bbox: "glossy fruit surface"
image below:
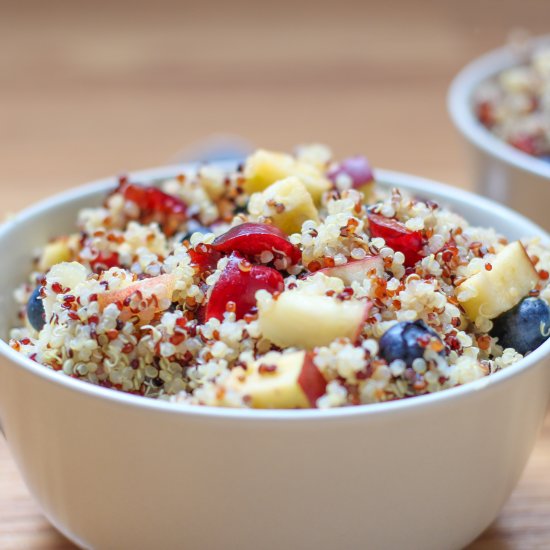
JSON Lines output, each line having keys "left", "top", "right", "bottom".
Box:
{"left": 379, "top": 320, "right": 444, "bottom": 367}
{"left": 212, "top": 222, "right": 301, "bottom": 265}
{"left": 491, "top": 297, "right": 550, "bottom": 355}
{"left": 327, "top": 156, "right": 374, "bottom": 188}
{"left": 205, "top": 253, "right": 284, "bottom": 321}
{"left": 118, "top": 182, "right": 188, "bottom": 236}
{"left": 89, "top": 252, "right": 120, "bottom": 273}
{"left": 27, "top": 286, "right": 46, "bottom": 331}
{"left": 367, "top": 212, "right": 424, "bottom": 267}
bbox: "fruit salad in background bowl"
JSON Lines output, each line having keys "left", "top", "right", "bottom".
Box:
{"left": 448, "top": 34, "right": 550, "bottom": 230}
{"left": 9, "top": 146, "right": 550, "bottom": 409}
{"left": 1, "top": 147, "right": 550, "bottom": 549}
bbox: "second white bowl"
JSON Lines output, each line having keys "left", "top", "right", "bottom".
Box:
{"left": 448, "top": 35, "right": 550, "bottom": 230}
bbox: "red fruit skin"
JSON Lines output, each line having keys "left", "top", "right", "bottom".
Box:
{"left": 297, "top": 351, "right": 327, "bottom": 407}
{"left": 509, "top": 135, "right": 538, "bottom": 156}
{"left": 327, "top": 156, "right": 374, "bottom": 188}
{"left": 205, "top": 253, "right": 284, "bottom": 321}
{"left": 189, "top": 246, "right": 222, "bottom": 274}
{"left": 118, "top": 183, "right": 188, "bottom": 236}
{"left": 476, "top": 101, "right": 495, "bottom": 128}
{"left": 353, "top": 301, "right": 374, "bottom": 344}
{"left": 89, "top": 252, "right": 120, "bottom": 273}
{"left": 212, "top": 223, "right": 301, "bottom": 265}
{"left": 367, "top": 212, "right": 424, "bottom": 267}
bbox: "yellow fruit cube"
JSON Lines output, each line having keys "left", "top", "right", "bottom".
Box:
{"left": 458, "top": 241, "right": 539, "bottom": 323}
{"left": 247, "top": 176, "right": 319, "bottom": 235}
{"left": 243, "top": 149, "right": 330, "bottom": 204}
{"left": 38, "top": 237, "right": 77, "bottom": 272}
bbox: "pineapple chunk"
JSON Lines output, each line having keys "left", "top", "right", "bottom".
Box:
{"left": 458, "top": 241, "right": 539, "bottom": 323}
{"left": 226, "top": 350, "right": 326, "bottom": 409}
{"left": 243, "top": 149, "right": 330, "bottom": 204}
{"left": 247, "top": 176, "right": 319, "bottom": 235}
{"left": 257, "top": 280, "right": 370, "bottom": 349}
{"left": 38, "top": 236, "right": 78, "bottom": 272}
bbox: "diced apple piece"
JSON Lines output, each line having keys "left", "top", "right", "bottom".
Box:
{"left": 318, "top": 256, "right": 384, "bottom": 285}
{"left": 257, "top": 286, "right": 371, "bottom": 349}
{"left": 38, "top": 236, "right": 78, "bottom": 272}
{"left": 98, "top": 273, "right": 176, "bottom": 325}
{"left": 198, "top": 165, "right": 226, "bottom": 200}
{"left": 243, "top": 149, "right": 330, "bottom": 204}
{"left": 247, "top": 177, "right": 319, "bottom": 235}
{"left": 227, "top": 350, "right": 326, "bottom": 408}
{"left": 295, "top": 143, "right": 332, "bottom": 170}
{"left": 457, "top": 241, "right": 539, "bottom": 323}
{"left": 43, "top": 262, "right": 89, "bottom": 319}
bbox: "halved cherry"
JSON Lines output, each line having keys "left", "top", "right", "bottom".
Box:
{"left": 188, "top": 244, "right": 222, "bottom": 274}
{"left": 205, "top": 253, "right": 284, "bottom": 321}
{"left": 211, "top": 222, "right": 301, "bottom": 265}
{"left": 476, "top": 100, "right": 495, "bottom": 128}
{"left": 367, "top": 212, "right": 424, "bottom": 267}
{"left": 327, "top": 156, "right": 374, "bottom": 188}
{"left": 89, "top": 251, "right": 120, "bottom": 273}
{"left": 116, "top": 182, "right": 188, "bottom": 236}
{"left": 509, "top": 135, "right": 538, "bottom": 156}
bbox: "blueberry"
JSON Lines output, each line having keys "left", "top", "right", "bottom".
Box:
{"left": 233, "top": 201, "right": 249, "bottom": 215}
{"left": 26, "top": 286, "right": 46, "bottom": 332}
{"left": 379, "top": 320, "right": 444, "bottom": 366}
{"left": 491, "top": 298, "right": 550, "bottom": 355}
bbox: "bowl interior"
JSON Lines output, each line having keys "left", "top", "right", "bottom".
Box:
{"left": 0, "top": 164, "right": 549, "bottom": 417}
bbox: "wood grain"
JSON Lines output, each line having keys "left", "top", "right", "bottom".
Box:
{"left": 1, "top": 0, "right": 550, "bottom": 547}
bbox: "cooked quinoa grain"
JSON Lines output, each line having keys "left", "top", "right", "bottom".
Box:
{"left": 10, "top": 145, "right": 550, "bottom": 408}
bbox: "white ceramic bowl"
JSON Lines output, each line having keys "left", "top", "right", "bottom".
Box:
{"left": 1, "top": 166, "right": 550, "bottom": 550}
{"left": 448, "top": 34, "right": 550, "bottom": 230}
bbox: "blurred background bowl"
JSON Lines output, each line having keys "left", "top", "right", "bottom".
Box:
{"left": 448, "top": 34, "right": 550, "bottom": 229}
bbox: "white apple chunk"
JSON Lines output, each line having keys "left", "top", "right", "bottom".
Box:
{"left": 226, "top": 350, "right": 326, "bottom": 409}
{"left": 247, "top": 176, "right": 319, "bottom": 235}
{"left": 318, "top": 256, "right": 384, "bottom": 285}
{"left": 457, "top": 241, "right": 539, "bottom": 323}
{"left": 257, "top": 280, "right": 372, "bottom": 349}
{"left": 98, "top": 273, "right": 177, "bottom": 325}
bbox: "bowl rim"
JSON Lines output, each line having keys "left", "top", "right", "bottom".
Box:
{"left": 1, "top": 163, "right": 550, "bottom": 422}
{"left": 448, "top": 33, "right": 550, "bottom": 180}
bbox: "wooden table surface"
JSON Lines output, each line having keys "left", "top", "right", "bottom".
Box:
{"left": 1, "top": 0, "right": 549, "bottom": 547}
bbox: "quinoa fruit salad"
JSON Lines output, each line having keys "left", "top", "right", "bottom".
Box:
{"left": 474, "top": 43, "right": 550, "bottom": 159}
{"left": 9, "top": 146, "right": 550, "bottom": 409}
